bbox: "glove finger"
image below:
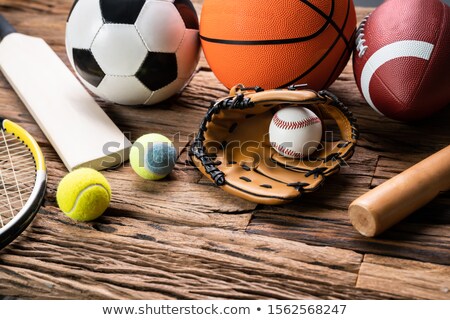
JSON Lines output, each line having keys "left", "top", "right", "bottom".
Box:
{"left": 220, "top": 162, "right": 303, "bottom": 205}
{"left": 255, "top": 159, "right": 325, "bottom": 193}
{"left": 271, "top": 141, "right": 344, "bottom": 177}
{"left": 218, "top": 145, "right": 327, "bottom": 203}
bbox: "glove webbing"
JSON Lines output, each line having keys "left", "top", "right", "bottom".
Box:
{"left": 190, "top": 87, "right": 359, "bottom": 188}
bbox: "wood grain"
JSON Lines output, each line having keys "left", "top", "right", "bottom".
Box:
{"left": 357, "top": 255, "right": 450, "bottom": 300}
{"left": 247, "top": 205, "right": 450, "bottom": 266}
{"left": 0, "top": 206, "right": 403, "bottom": 299}
{"left": 0, "top": 1, "right": 449, "bottom": 300}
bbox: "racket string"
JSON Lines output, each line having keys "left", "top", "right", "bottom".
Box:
{"left": 0, "top": 130, "right": 36, "bottom": 228}
{"left": 3, "top": 129, "right": 25, "bottom": 207}
{"left": 0, "top": 148, "right": 32, "bottom": 158}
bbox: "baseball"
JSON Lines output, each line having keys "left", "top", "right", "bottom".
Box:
{"left": 269, "top": 107, "right": 322, "bottom": 159}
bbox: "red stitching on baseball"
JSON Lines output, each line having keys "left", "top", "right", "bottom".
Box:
{"left": 272, "top": 113, "right": 321, "bottom": 130}
{"left": 270, "top": 142, "right": 304, "bottom": 158}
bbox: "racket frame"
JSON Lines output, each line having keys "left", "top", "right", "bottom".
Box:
{"left": 0, "top": 118, "right": 46, "bottom": 249}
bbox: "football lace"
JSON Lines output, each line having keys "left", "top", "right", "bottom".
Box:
{"left": 355, "top": 14, "right": 371, "bottom": 58}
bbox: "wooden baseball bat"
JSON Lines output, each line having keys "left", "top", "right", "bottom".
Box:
{"left": 349, "top": 145, "right": 450, "bottom": 237}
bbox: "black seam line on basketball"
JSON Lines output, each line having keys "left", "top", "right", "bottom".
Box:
{"left": 322, "top": 0, "right": 354, "bottom": 88}
{"left": 300, "top": 0, "right": 350, "bottom": 49}
{"left": 199, "top": 23, "right": 330, "bottom": 45}
{"left": 199, "top": 8, "right": 333, "bottom": 46}
{"left": 277, "top": 0, "right": 337, "bottom": 88}
{"left": 323, "top": 28, "right": 356, "bottom": 88}
{"left": 280, "top": 0, "right": 351, "bottom": 89}
{"left": 224, "top": 181, "right": 298, "bottom": 201}
{"left": 279, "top": 29, "right": 342, "bottom": 88}
{"left": 299, "top": 0, "right": 351, "bottom": 51}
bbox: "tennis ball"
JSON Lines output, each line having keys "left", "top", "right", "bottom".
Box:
{"left": 130, "top": 133, "right": 177, "bottom": 180}
{"left": 56, "top": 168, "right": 111, "bottom": 222}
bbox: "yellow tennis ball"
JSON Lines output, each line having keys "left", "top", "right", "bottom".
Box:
{"left": 56, "top": 168, "right": 111, "bottom": 222}
{"left": 130, "top": 133, "right": 177, "bottom": 180}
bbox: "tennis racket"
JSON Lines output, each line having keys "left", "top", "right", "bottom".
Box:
{"left": 0, "top": 117, "right": 46, "bottom": 249}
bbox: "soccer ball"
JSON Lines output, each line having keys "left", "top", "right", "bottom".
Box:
{"left": 66, "top": 0, "right": 200, "bottom": 105}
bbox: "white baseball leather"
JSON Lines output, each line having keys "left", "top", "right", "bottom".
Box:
{"left": 269, "top": 107, "right": 322, "bottom": 159}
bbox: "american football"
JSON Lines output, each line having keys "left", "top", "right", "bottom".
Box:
{"left": 66, "top": 0, "right": 200, "bottom": 105}
{"left": 353, "top": 0, "right": 450, "bottom": 121}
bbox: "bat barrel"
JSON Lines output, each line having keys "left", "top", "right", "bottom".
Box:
{"left": 349, "top": 145, "right": 450, "bottom": 237}
{"left": 0, "top": 15, "right": 16, "bottom": 42}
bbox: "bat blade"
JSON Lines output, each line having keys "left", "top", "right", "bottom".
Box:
{"left": 0, "top": 23, "right": 131, "bottom": 171}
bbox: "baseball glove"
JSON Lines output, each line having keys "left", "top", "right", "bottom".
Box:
{"left": 190, "top": 85, "right": 358, "bottom": 205}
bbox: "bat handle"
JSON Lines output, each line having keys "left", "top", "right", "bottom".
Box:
{"left": 0, "top": 15, "right": 16, "bottom": 42}
{"left": 349, "top": 145, "right": 450, "bottom": 237}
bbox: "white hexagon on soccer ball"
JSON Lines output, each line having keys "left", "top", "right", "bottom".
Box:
{"left": 91, "top": 24, "right": 148, "bottom": 76}
{"left": 136, "top": 0, "right": 186, "bottom": 53}
{"left": 97, "top": 76, "right": 152, "bottom": 106}
{"left": 66, "top": 0, "right": 104, "bottom": 50}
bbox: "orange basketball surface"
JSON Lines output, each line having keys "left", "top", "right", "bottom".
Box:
{"left": 200, "top": 0, "right": 357, "bottom": 90}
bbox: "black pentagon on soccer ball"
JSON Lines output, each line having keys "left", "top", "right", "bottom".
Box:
{"left": 174, "top": 0, "right": 199, "bottom": 30}
{"left": 72, "top": 49, "right": 105, "bottom": 87}
{"left": 100, "top": 0, "right": 146, "bottom": 24}
{"left": 136, "top": 52, "right": 178, "bottom": 91}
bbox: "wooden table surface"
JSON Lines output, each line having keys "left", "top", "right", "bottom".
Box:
{"left": 0, "top": 0, "right": 449, "bottom": 300}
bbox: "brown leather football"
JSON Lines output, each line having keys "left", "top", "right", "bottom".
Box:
{"left": 353, "top": 0, "right": 450, "bottom": 121}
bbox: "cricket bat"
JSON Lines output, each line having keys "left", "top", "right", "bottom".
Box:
{"left": 0, "top": 14, "right": 131, "bottom": 171}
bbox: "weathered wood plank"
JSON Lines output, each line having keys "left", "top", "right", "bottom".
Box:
{"left": 0, "top": 0, "right": 204, "bottom": 17}
{"left": 247, "top": 203, "right": 450, "bottom": 266}
{"left": 0, "top": 0, "right": 71, "bottom": 15}
{"left": 0, "top": 11, "right": 67, "bottom": 46}
{"left": 371, "top": 155, "right": 450, "bottom": 189}
{"left": 0, "top": 207, "right": 401, "bottom": 299}
{"left": 43, "top": 149, "right": 256, "bottom": 230}
{"left": 357, "top": 255, "right": 450, "bottom": 299}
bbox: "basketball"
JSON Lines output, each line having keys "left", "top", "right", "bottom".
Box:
{"left": 200, "top": 0, "right": 356, "bottom": 90}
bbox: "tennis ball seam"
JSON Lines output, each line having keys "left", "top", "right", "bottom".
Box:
{"left": 66, "top": 184, "right": 111, "bottom": 215}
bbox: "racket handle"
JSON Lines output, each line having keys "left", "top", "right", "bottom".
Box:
{"left": 349, "top": 145, "right": 450, "bottom": 237}
{"left": 0, "top": 15, "right": 16, "bottom": 42}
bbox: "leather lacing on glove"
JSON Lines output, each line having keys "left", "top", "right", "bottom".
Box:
{"left": 190, "top": 84, "right": 359, "bottom": 205}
